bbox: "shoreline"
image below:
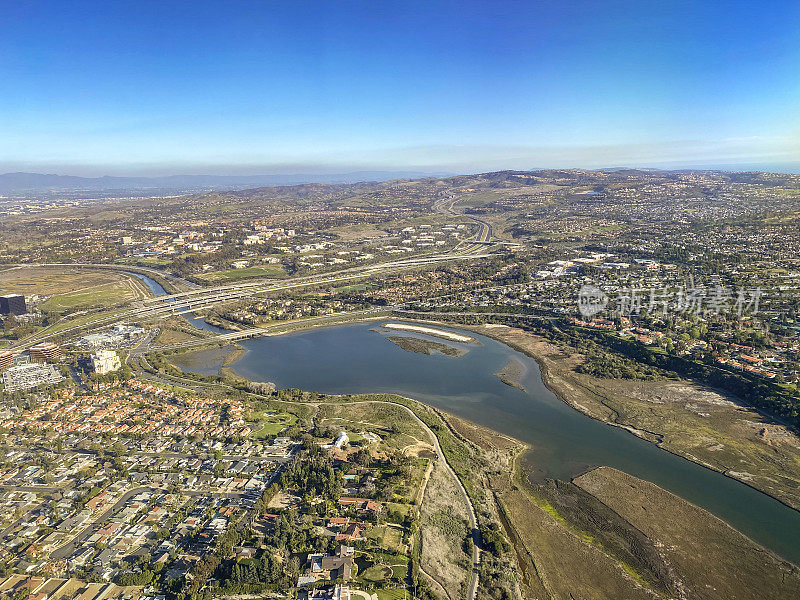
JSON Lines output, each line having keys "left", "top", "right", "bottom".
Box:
{"left": 167, "top": 313, "right": 800, "bottom": 520}
{"left": 381, "top": 334, "right": 469, "bottom": 358}
{"left": 494, "top": 358, "right": 527, "bottom": 391}
{"left": 143, "top": 326, "right": 800, "bottom": 570}
{"left": 347, "top": 314, "right": 800, "bottom": 518}
{"left": 382, "top": 322, "right": 476, "bottom": 343}
{"left": 458, "top": 322, "right": 800, "bottom": 517}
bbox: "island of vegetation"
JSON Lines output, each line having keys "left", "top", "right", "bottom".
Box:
{"left": 494, "top": 358, "right": 527, "bottom": 391}
{"left": 383, "top": 335, "right": 468, "bottom": 357}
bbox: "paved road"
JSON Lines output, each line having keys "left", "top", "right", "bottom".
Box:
{"left": 49, "top": 485, "right": 248, "bottom": 560}
{"left": 126, "top": 451, "right": 289, "bottom": 463}
{"left": 0, "top": 497, "right": 51, "bottom": 541}
{"left": 130, "top": 361, "right": 482, "bottom": 598}
{"left": 0, "top": 484, "right": 64, "bottom": 493}
{"left": 12, "top": 251, "right": 491, "bottom": 350}
{"left": 319, "top": 399, "right": 482, "bottom": 600}
{"left": 403, "top": 403, "right": 481, "bottom": 600}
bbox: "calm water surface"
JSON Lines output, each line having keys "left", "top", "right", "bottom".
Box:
{"left": 230, "top": 321, "right": 800, "bottom": 564}
{"left": 133, "top": 274, "right": 800, "bottom": 564}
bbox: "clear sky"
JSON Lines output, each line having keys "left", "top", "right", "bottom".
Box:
{"left": 1, "top": 0, "right": 799, "bottom": 176}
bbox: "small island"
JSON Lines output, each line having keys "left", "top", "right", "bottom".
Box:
{"left": 385, "top": 335, "right": 468, "bottom": 357}
{"left": 495, "top": 358, "right": 527, "bottom": 391}
{"left": 382, "top": 322, "right": 475, "bottom": 343}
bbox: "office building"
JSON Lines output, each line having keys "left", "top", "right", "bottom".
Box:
{"left": 91, "top": 349, "right": 121, "bottom": 375}
{"left": 29, "top": 342, "right": 63, "bottom": 363}
{"left": 0, "top": 294, "right": 26, "bottom": 315}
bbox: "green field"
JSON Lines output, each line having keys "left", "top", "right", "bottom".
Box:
{"left": 375, "top": 589, "right": 407, "bottom": 600}
{"left": 361, "top": 563, "right": 393, "bottom": 582}
{"left": 248, "top": 410, "right": 297, "bottom": 438}
{"left": 197, "top": 265, "right": 287, "bottom": 282}
{"left": 367, "top": 525, "right": 405, "bottom": 553}
{"left": 40, "top": 283, "right": 135, "bottom": 311}
{"left": 0, "top": 266, "right": 149, "bottom": 315}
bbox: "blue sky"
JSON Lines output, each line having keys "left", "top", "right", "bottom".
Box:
{"left": 1, "top": 0, "right": 798, "bottom": 175}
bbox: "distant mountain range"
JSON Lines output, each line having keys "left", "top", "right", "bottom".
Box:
{"left": 0, "top": 171, "right": 451, "bottom": 193}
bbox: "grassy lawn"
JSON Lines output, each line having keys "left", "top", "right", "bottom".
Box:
{"left": 385, "top": 502, "right": 411, "bottom": 518}
{"left": 36, "top": 308, "right": 126, "bottom": 336}
{"left": 375, "top": 589, "right": 408, "bottom": 600}
{"left": 390, "top": 564, "right": 407, "bottom": 579}
{"left": 248, "top": 411, "right": 297, "bottom": 438}
{"left": 361, "top": 564, "right": 392, "bottom": 582}
{"left": 155, "top": 326, "right": 207, "bottom": 346}
{"left": 197, "top": 265, "right": 287, "bottom": 282}
{"left": 318, "top": 401, "right": 429, "bottom": 442}
{"left": 40, "top": 282, "right": 138, "bottom": 312}
{"left": 367, "top": 525, "right": 405, "bottom": 553}
{"left": 346, "top": 431, "right": 365, "bottom": 443}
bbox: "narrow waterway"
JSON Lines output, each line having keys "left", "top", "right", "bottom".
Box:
{"left": 131, "top": 273, "right": 228, "bottom": 334}
{"left": 133, "top": 273, "right": 800, "bottom": 564}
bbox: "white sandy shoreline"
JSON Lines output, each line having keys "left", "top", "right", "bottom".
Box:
{"left": 382, "top": 322, "right": 475, "bottom": 343}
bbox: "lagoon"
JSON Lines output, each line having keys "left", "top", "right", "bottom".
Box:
{"left": 228, "top": 321, "right": 800, "bottom": 565}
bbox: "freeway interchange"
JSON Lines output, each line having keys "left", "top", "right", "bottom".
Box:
{"left": 12, "top": 219, "right": 497, "bottom": 351}
{"left": 4, "top": 204, "right": 497, "bottom": 600}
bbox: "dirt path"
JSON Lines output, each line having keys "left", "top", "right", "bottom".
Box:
{"left": 131, "top": 357, "right": 482, "bottom": 598}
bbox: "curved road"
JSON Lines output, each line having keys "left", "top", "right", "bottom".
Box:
{"left": 389, "top": 399, "right": 481, "bottom": 600}
{"left": 130, "top": 359, "right": 482, "bottom": 598}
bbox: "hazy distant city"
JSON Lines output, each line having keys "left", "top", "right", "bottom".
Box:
{"left": 2, "top": 2, "right": 799, "bottom": 600}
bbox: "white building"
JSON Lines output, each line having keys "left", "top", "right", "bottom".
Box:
{"left": 92, "top": 350, "right": 121, "bottom": 375}
{"left": 333, "top": 431, "right": 349, "bottom": 449}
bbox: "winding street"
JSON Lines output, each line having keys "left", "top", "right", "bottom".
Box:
{"left": 129, "top": 359, "right": 482, "bottom": 599}
{"left": 385, "top": 399, "right": 481, "bottom": 600}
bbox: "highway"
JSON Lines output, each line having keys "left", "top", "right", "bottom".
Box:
{"left": 9, "top": 195, "right": 500, "bottom": 351}
{"left": 11, "top": 247, "right": 492, "bottom": 350}
{"left": 433, "top": 194, "right": 494, "bottom": 255}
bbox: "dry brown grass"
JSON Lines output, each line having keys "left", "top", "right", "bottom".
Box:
{"left": 475, "top": 325, "right": 800, "bottom": 511}
{"left": 0, "top": 265, "right": 149, "bottom": 308}
{"left": 419, "top": 460, "right": 471, "bottom": 600}
{"left": 501, "top": 481, "right": 658, "bottom": 600}
{"left": 576, "top": 467, "right": 800, "bottom": 600}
